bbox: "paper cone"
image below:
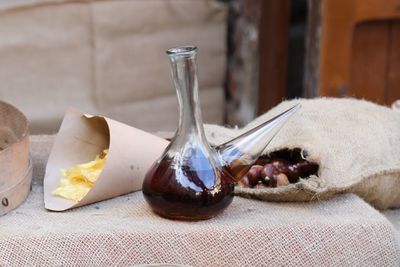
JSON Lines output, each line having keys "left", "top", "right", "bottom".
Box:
{"left": 44, "top": 108, "right": 168, "bottom": 211}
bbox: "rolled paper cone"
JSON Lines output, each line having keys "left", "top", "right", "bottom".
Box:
{"left": 44, "top": 108, "right": 168, "bottom": 211}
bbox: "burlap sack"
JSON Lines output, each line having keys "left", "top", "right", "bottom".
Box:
{"left": 205, "top": 98, "right": 400, "bottom": 210}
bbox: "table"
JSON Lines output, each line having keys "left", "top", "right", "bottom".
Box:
{"left": 0, "top": 135, "right": 399, "bottom": 266}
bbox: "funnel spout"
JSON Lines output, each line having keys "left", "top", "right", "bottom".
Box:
{"left": 217, "top": 104, "right": 301, "bottom": 181}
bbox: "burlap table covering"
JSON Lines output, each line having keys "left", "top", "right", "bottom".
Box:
{"left": 0, "top": 135, "right": 399, "bottom": 266}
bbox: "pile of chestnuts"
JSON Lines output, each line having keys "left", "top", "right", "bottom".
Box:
{"left": 239, "top": 149, "right": 319, "bottom": 189}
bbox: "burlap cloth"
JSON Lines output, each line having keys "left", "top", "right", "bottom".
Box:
{"left": 0, "top": 135, "right": 398, "bottom": 266}
{"left": 204, "top": 98, "right": 400, "bottom": 210}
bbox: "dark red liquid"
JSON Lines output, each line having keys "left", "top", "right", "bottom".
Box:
{"left": 142, "top": 155, "right": 235, "bottom": 220}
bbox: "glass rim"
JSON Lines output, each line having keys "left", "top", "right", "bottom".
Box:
{"left": 166, "top": 46, "right": 197, "bottom": 56}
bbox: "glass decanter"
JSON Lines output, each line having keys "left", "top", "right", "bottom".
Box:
{"left": 142, "top": 46, "right": 300, "bottom": 220}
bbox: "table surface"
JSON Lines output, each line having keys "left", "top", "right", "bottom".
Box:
{"left": 0, "top": 135, "right": 399, "bottom": 267}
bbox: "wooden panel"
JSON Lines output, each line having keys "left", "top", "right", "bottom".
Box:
{"left": 257, "top": 0, "right": 290, "bottom": 115}
{"left": 349, "top": 21, "right": 390, "bottom": 104}
{"left": 314, "top": 0, "right": 400, "bottom": 104}
{"left": 304, "top": 0, "right": 322, "bottom": 97}
{"left": 387, "top": 21, "right": 400, "bottom": 104}
{"left": 319, "top": 0, "right": 355, "bottom": 97}
{"left": 354, "top": 0, "right": 400, "bottom": 22}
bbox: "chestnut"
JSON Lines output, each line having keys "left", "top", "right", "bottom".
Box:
{"left": 254, "top": 183, "right": 267, "bottom": 189}
{"left": 262, "top": 163, "right": 277, "bottom": 178}
{"left": 269, "top": 176, "right": 278, "bottom": 188}
{"left": 239, "top": 175, "right": 251, "bottom": 187}
{"left": 276, "top": 173, "right": 289, "bottom": 186}
{"left": 246, "top": 165, "right": 264, "bottom": 186}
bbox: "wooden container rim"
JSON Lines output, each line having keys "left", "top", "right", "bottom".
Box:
{"left": 0, "top": 100, "right": 29, "bottom": 153}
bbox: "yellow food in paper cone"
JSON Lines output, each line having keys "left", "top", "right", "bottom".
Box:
{"left": 52, "top": 149, "right": 108, "bottom": 202}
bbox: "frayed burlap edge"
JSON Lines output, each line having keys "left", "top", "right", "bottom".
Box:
{"left": 234, "top": 166, "right": 400, "bottom": 210}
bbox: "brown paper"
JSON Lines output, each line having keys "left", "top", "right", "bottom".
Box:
{"left": 44, "top": 108, "right": 168, "bottom": 211}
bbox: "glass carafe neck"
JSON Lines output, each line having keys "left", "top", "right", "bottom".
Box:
{"left": 167, "top": 46, "right": 205, "bottom": 139}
